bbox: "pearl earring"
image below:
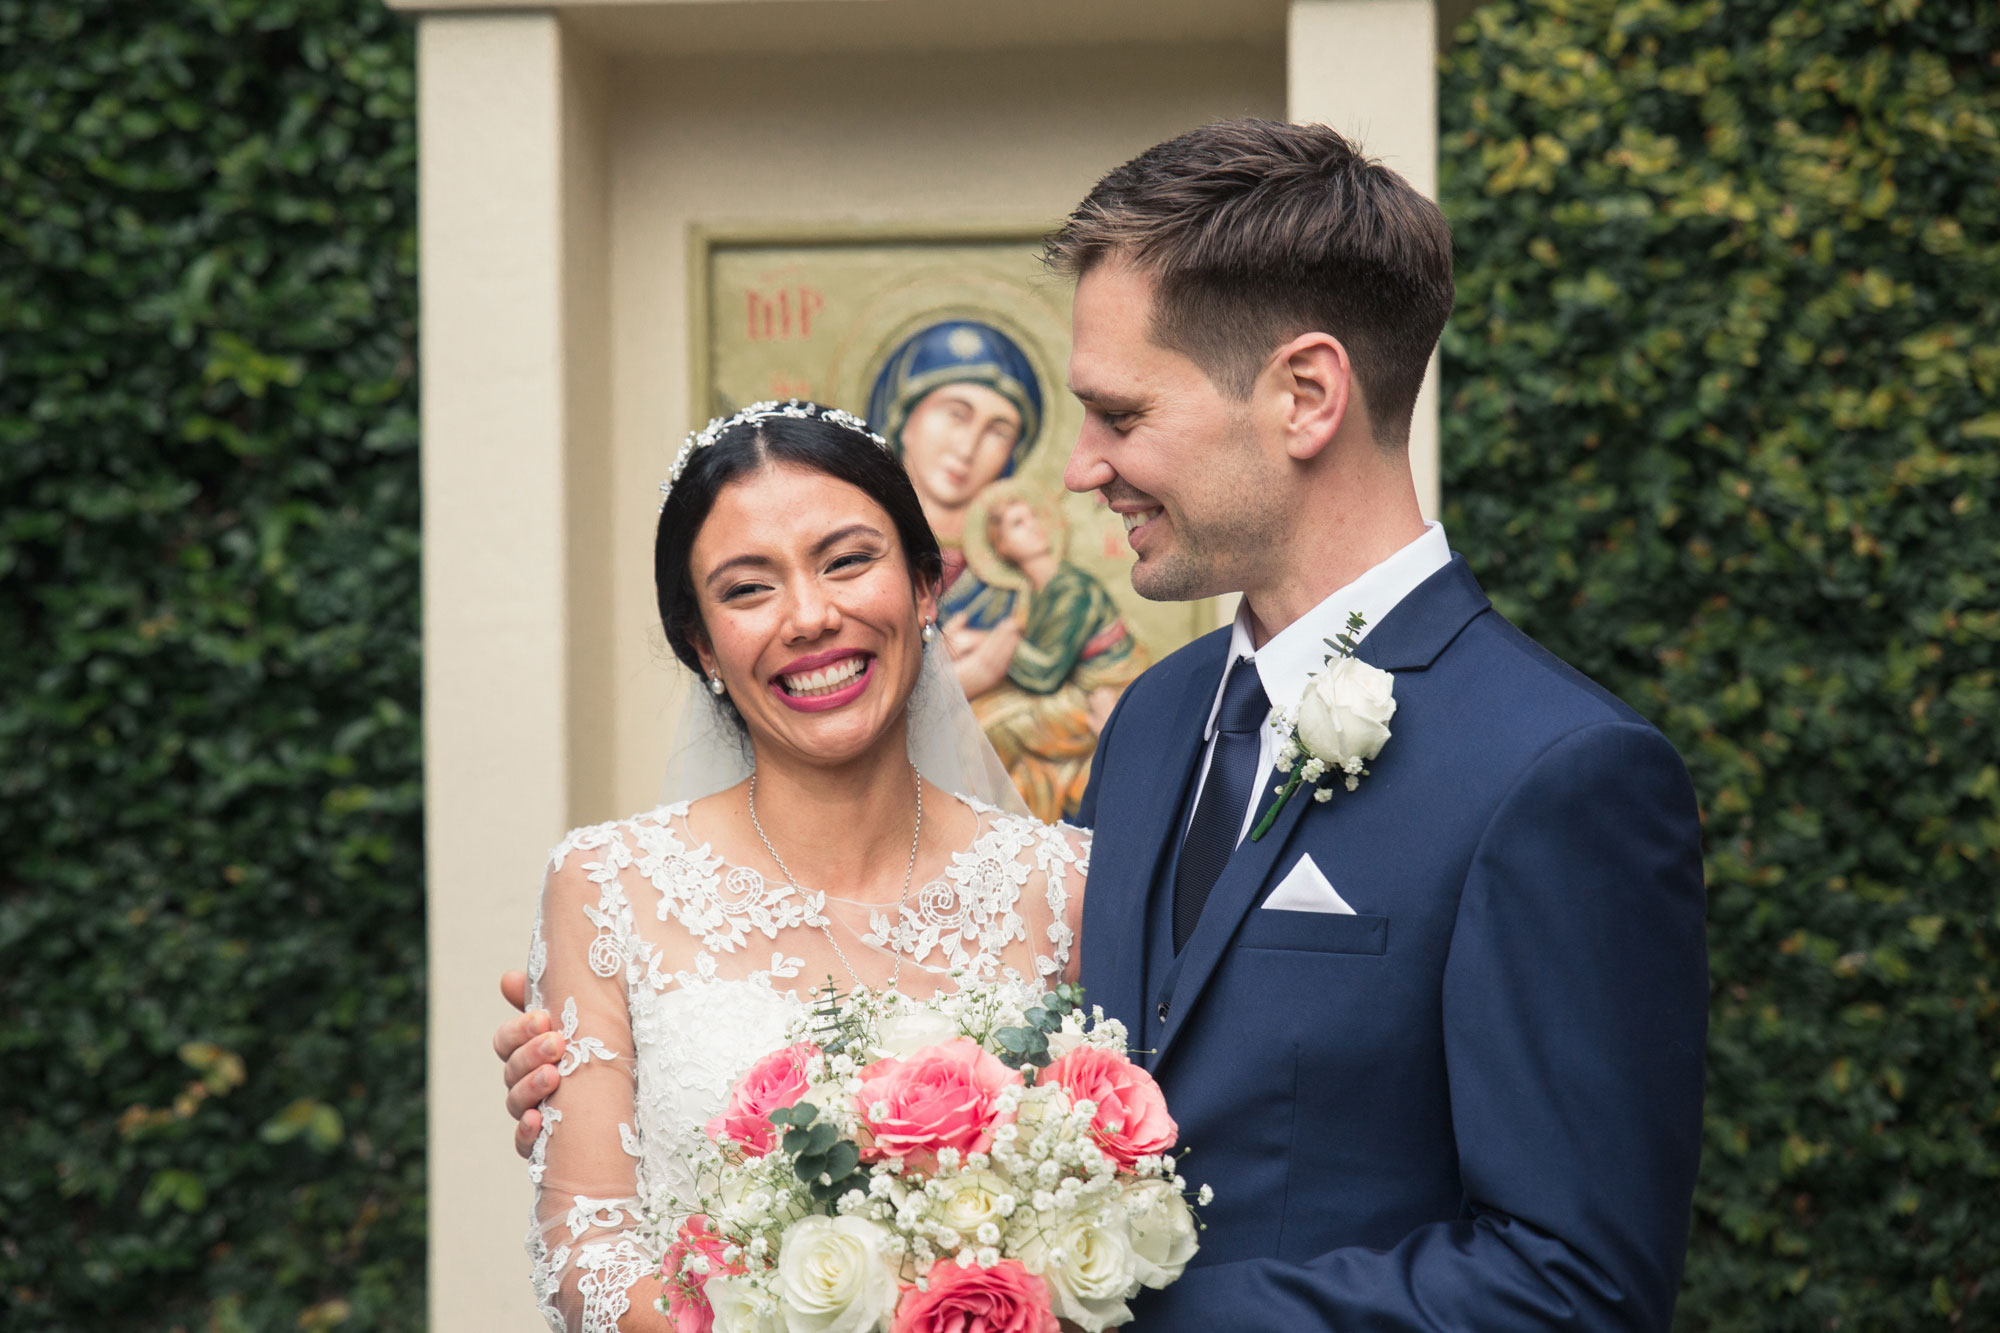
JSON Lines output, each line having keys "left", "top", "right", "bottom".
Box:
{"left": 921, "top": 618, "right": 937, "bottom": 644}
{"left": 708, "top": 674, "right": 726, "bottom": 696}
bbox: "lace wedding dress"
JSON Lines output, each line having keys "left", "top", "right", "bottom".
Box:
{"left": 524, "top": 792, "right": 1089, "bottom": 1333}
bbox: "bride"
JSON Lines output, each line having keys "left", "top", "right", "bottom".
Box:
{"left": 520, "top": 401, "right": 1088, "bottom": 1332}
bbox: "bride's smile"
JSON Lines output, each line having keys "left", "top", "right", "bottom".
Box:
{"left": 773, "top": 647, "right": 874, "bottom": 710}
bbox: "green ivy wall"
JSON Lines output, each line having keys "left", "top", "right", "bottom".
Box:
{"left": 3, "top": 0, "right": 1994, "bottom": 1327}
{"left": 1439, "top": 1, "right": 1999, "bottom": 1326}
{"left": 0, "top": 1, "right": 424, "bottom": 1328}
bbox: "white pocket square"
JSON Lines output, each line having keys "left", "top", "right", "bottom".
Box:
{"left": 1260, "top": 852, "right": 1356, "bottom": 915}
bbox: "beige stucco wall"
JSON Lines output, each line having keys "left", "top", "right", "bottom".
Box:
{"left": 417, "top": 15, "right": 563, "bottom": 1333}
{"left": 409, "top": 5, "right": 1439, "bottom": 1328}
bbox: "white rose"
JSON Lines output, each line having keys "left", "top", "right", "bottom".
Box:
{"left": 1295, "top": 655, "right": 1396, "bottom": 767}
{"left": 706, "top": 1276, "right": 784, "bottom": 1333}
{"left": 1046, "top": 1011, "right": 1090, "bottom": 1060}
{"left": 1018, "top": 1210, "right": 1139, "bottom": 1331}
{"left": 931, "top": 1170, "right": 1012, "bottom": 1237}
{"left": 774, "top": 1215, "right": 897, "bottom": 1333}
{"left": 871, "top": 1008, "right": 960, "bottom": 1059}
{"left": 1123, "top": 1179, "right": 1198, "bottom": 1288}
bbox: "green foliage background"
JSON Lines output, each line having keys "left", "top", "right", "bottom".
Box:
{"left": 4, "top": 0, "right": 1995, "bottom": 1326}
{"left": 0, "top": 0, "right": 423, "bottom": 1328}
{"left": 1439, "top": 0, "right": 2000, "bottom": 1326}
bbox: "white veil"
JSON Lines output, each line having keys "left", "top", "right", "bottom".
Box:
{"left": 659, "top": 641, "right": 1031, "bottom": 818}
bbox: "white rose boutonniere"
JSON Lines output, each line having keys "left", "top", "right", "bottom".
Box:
{"left": 1250, "top": 611, "right": 1396, "bottom": 841}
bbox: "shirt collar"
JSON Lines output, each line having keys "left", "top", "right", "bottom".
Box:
{"left": 1204, "top": 521, "right": 1453, "bottom": 739}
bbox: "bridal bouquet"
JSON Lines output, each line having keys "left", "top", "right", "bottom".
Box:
{"left": 658, "top": 980, "right": 1208, "bottom": 1333}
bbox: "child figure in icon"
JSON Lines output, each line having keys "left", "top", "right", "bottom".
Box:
{"left": 963, "top": 483, "right": 1143, "bottom": 823}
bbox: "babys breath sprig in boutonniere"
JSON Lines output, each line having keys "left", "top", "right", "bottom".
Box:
{"left": 1250, "top": 612, "right": 1398, "bottom": 841}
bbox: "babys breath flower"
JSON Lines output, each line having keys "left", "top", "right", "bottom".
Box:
{"left": 1300, "top": 757, "right": 1327, "bottom": 782}
{"left": 965, "top": 1151, "right": 990, "bottom": 1170}
{"left": 976, "top": 1246, "right": 1001, "bottom": 1268}
{"left": 1037, "top": 1161, "right": 1062, "bottom": 1187}
{"left": 1197, "top": 1184, "right": 1214, "bottom": 1206}
{"left": 936, "top": 1147, "right": 961, "bottom": 1170}
{"left": 976, "top": 1223, "right": 1001, "bottom": 1246}
{"left": 1317, "top": 787, "right": 1336, "bottom": 802}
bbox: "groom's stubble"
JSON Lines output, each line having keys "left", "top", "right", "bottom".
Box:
{"left": 1113, "top": 403, "right": 1279, "bottom": 606}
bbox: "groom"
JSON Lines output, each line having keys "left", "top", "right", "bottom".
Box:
{"left": 496, "top": 121, "right": 1708, "bottom": 1329}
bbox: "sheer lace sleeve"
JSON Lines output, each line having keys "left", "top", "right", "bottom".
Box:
{"left": 525, "top": 824, "right": 658, "bottom": 1333}
{"left": 1042, "top": 821, "right": 1090, "bottom": 985}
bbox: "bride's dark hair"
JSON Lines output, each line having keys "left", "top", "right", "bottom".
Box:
{"left": 654, "top": 410, "right": 946, "bottom": 684}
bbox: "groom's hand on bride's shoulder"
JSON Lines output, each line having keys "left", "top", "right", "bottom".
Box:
{"left": 496, "top": 969, "right": 565, "bottom": 1159}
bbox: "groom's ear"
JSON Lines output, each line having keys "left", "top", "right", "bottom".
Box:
{"left": 1271, "top": 332, "right": 1353, "bottom": 462}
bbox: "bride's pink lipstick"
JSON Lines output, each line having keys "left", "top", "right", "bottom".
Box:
{"left": 771, "top": 649, "right": 875, "bottom": 713}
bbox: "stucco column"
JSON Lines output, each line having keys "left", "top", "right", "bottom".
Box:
{"left": 419, "top": 13, "right": 579, "bottom": 1332}
{"left": 1287, "top": 0, "right": 1441, "bottom": 519}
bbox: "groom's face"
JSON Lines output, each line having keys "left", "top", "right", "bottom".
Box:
{"left": 1063, "top": 259, "right": 1283, "bottom": 603}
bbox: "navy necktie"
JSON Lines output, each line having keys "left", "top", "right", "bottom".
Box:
{"left": 1174, "top": 657, "right": 1270, "bottom": 953}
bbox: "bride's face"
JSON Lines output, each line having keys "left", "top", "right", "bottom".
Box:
{"left": 689, "top": 463, "right": 939, "bottom": 770}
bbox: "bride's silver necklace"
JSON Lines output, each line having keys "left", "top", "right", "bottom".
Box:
{"left": 746, "top": 765, "right": 922, "bottom": 991}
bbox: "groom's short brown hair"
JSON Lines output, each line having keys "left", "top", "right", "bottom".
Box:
{"left": 1044, "top": 119, "right": 1454, "bottom": 446}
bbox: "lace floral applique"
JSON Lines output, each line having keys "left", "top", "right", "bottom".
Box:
{"left": 629, "top": 808, "right": 827, "bottom": 953}
{"left": 1034, "top": 822, "right": 1087, "bottom": 977}
{"left": 564, "top": 1196, "right": 636, "bottom": 1240}
{"left": 555, "top": 997, "right": 618, "bottom": 1076}
{"left": 865, "top": 815, "right": 1043, "bottom": 978}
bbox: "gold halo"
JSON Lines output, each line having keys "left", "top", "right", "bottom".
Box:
{"left": 961, "top": 480, "right": 1069, "bottom": 596}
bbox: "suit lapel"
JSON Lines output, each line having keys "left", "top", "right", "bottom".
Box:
{"left": 1088, "top": 633, "right": 1229, "bottom": 1040}
{"left": 1148, "top": 558, "right": 1493, "bottom": 1070}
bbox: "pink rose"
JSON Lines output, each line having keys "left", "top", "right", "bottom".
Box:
{"left": 892, "top": 1258, "right": 1058, "bottom": 1333}
{"left": 1041, "top": 1046, "right": 1177, "bottom": 1168}
{"left": 660, "top": 1215, "right": 744, "bottom": 1333}
{"left": 706, "top": 1041, "right": 819, "bottom": 1157}
{"left": 853, "top": 1038, "right": 1022, "bottom": 1166}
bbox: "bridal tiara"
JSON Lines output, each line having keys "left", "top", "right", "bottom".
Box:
{"left": 659, "top": 399, "right": 890, "bottom": 509}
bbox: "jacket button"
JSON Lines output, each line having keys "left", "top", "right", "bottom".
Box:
{"left": 1156, "top": 1001, "right": 1170, "bottom": 1023}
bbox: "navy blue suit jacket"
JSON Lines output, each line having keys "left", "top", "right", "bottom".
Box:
{"left": 1073, "top": 557, "right": 1707, "bottom": 1331}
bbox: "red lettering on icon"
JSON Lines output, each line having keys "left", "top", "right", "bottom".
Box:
{"left": 744, "top": 286, "right": 827, "bottom": 342}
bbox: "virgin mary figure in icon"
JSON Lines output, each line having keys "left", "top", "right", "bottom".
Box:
{"left": 867, "top": 319, "right": 1142, "bottom": 822}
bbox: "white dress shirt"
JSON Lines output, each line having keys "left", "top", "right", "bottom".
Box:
{"left": 1185, "top": 522, "right": 1454, "bottom": 846}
